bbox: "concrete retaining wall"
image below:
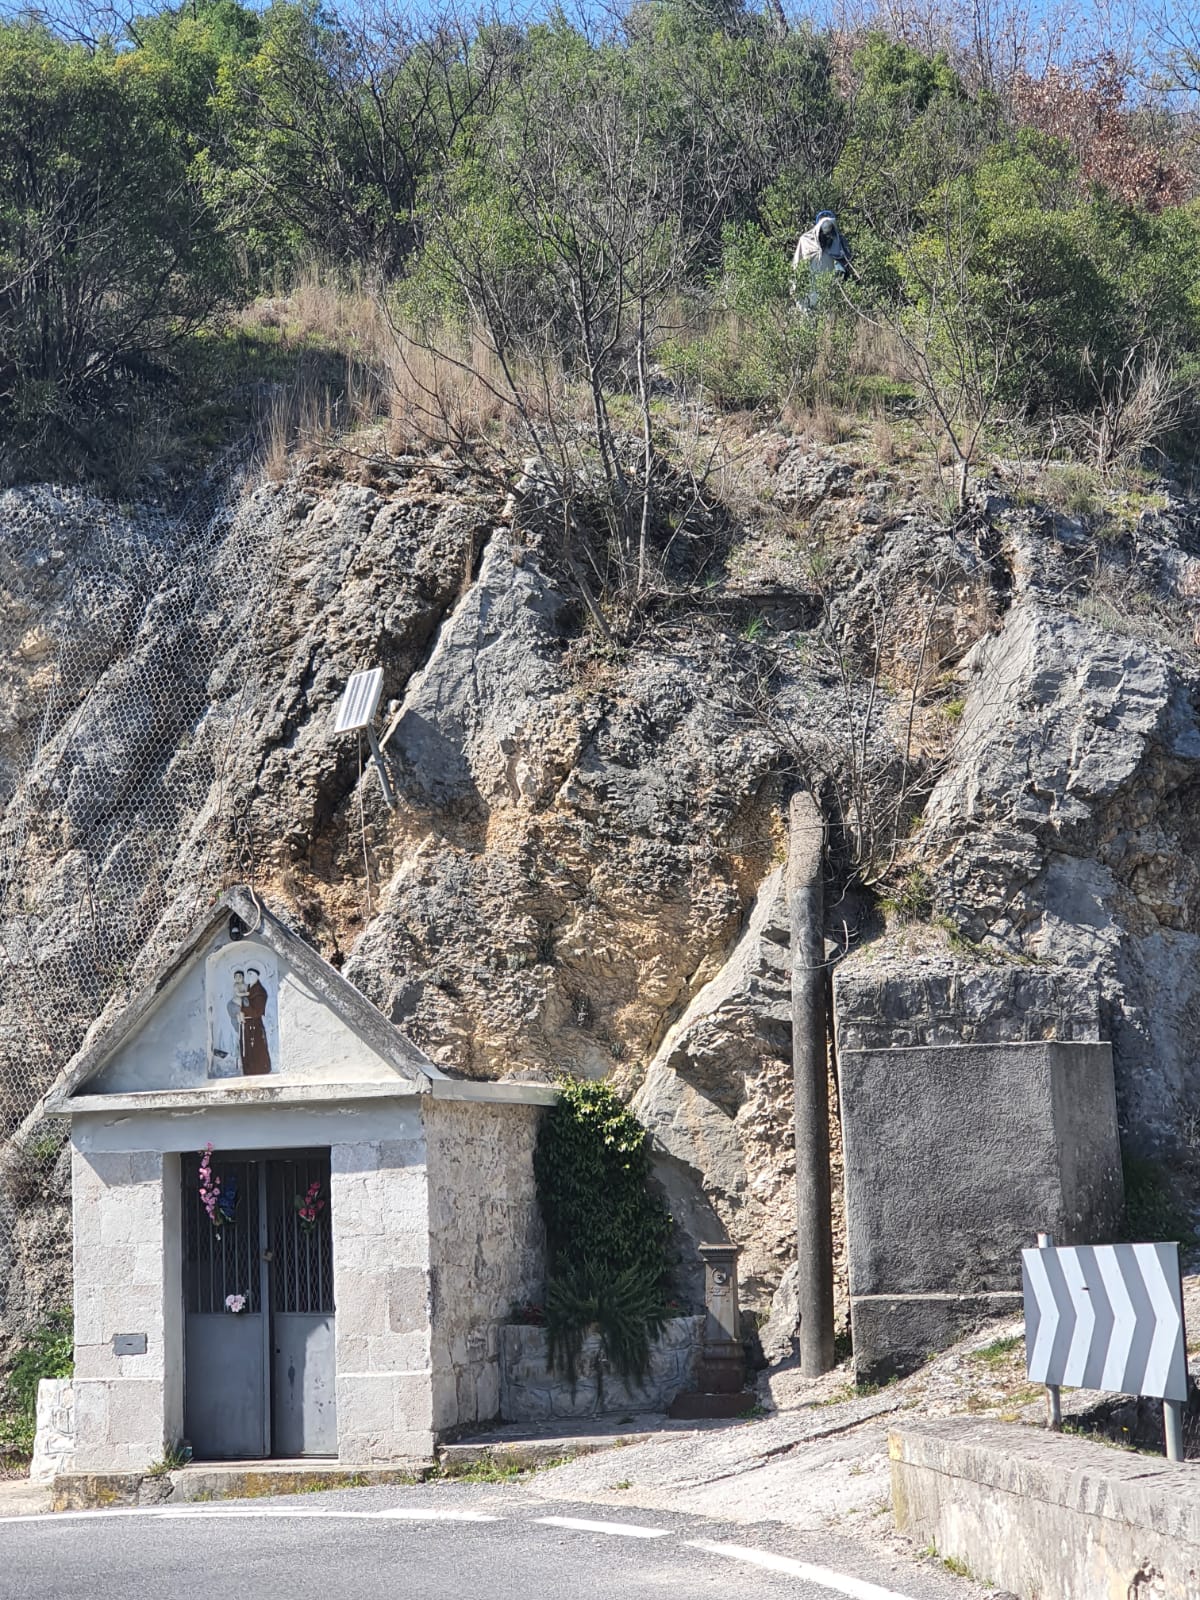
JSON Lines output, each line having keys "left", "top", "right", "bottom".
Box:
{"left": 891, "top": 1418, "right": 1200, "bottom": 1599}
{"left": 839, "top": 1039, "right": 1123, "bottom": 1380}
{"left": 500, "top": 1317, "right": 703, "bottom": 1421}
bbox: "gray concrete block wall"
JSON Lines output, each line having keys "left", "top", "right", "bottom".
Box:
{"left": 71, "top": 1148, "right": 178, "bottom": 1472}
{"left": 1050, "top": 1041, "right": 1125, "bottom": 1240}
{"left": 500, "top": 1317, "right": 703, "bottom": 1422}
{"left": 838, "top": 1041, "right": 1122, "bottom": 1379}
{"left": 424, "top": 1099, "right": 546, "bottom": 1435}
{"left": 330, "top": 1131, "right": 435, "bottom": 1463}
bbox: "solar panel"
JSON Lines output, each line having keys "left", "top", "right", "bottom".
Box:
{"left": 332, "top": 668, "right": 384, "bottom": 734}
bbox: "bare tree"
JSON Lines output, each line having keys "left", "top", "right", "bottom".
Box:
{"left": 390, "top": 41, "right": 733, "bottom": 627}
{"left": 854, "top": 186, "right": 1020, "bottom": 512}
{"left": 727, "top": 561, "right": 974, "bottom": 892}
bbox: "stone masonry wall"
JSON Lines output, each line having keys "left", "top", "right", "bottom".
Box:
{"left": 499, "top": 1316, "right": 704, "bottom": 1421}
{"left": 330, "top": 1122, "right": 435, "bottom": 1463}
{"left": 70, "top": 1147, "right": 178, "bottom": 1473}
{"left": 423, "top": 1099, "right": 546, "bottom": 1435}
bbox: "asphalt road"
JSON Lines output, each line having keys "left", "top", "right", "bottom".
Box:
{"left": 0, "top": 1484, "right": 979, "bottom": 1600}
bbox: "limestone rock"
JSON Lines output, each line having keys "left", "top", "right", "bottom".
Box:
{"left": 8, "top": 441, "right": 1200, "bottom": 1365}
{"left": 916, "top": 598, "right": 1200, "bottom": 1150}
{"left": 633, "top": 870, "right": 795, "bottom": 1312}
{"left": 759, "top": 1261, "right": 802, "bottom": 1364}
{"left": 385, "top": 532, "right": 576, "bottom": 811}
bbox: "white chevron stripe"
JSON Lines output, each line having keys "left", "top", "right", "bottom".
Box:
{"left": 1134, "top": 1243, "right": 1186, "bottom": 1401}
{"left": 1059, "top": 1248, "right": 1095, "bottom": 1387}
{"left": 1095, "top": 1245, "right": 1137, "bottom": 1391}
{"left": 1022, "top": 1241, "right": 1186, "bottom": 1403}
{"left": 1023, "top": 1248, "right": 1060, "bottom": 1382}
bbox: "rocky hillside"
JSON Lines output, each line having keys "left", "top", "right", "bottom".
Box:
{"left": 3, "top": 425, "right": 1200, "bottom": 1352}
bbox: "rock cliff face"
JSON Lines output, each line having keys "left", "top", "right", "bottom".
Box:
{"left": 914, "top": 546, "right": 1200, "bottom": 1152}
{"left": 4, "top": 437, "right": 1200, "bottom": 1352}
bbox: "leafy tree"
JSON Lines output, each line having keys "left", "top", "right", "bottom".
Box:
{"left": 902, "top": 134, "right": 1200, "bottom": 414}
{"left": 0, "top": 19, "right": 231, "bottom": 454}
{"left": 210, "top": 0, "right": 506, "bottom": 280}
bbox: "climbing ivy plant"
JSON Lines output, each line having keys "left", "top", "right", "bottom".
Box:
{"left": 533, "top": 1079, "right": 673, "bottom": 1386}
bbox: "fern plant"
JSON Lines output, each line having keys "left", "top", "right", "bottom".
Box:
{"left": 545, "top": 1261, "right": 668, "bottom": 1390}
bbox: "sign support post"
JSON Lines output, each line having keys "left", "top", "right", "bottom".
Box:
{"left": 1036, "top": 1233, "right": 1062, "bottom": 1431}
{"left": 1165, "top": 1398, "right": 1184, "bottom": 1462}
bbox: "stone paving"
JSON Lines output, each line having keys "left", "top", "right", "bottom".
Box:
{"left": 0, "top": 1478, "right": 51, "bottom": 1517}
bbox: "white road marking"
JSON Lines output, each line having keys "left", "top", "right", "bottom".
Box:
{"left": 0, "top": 1506, "right": 500, "bottom": 1527}
{"left": 375, "top": 1508, "right": 501, "bottom": 1521}
{"left": 536, "top": 1515, "right": 669, "bottom": 1539}
{"left": 688, "top": 1540, "right": 922, "bottom": 1600}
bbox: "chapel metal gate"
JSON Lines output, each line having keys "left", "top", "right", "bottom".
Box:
{"left": 268, "top": 1156, "right": 337, "bottom": 1458}
{"left": 182, "top": 1152, "right": 336, "bottom": 1460}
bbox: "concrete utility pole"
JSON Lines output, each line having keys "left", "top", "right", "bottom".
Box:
{"left": 787, "top": 789, "right": 836, "bottom": 1375}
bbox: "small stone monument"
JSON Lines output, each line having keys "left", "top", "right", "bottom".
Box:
{"left": 669, "top": 1243, "right": 753, "bottom": 1419}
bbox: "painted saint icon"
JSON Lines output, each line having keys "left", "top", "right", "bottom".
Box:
{"left": 228, "top": 966, "right": 272, "bottom": 1075}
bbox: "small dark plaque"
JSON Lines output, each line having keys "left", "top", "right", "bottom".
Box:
{"left": 112, "top": 1333, "right": 147, "bottom": 1357}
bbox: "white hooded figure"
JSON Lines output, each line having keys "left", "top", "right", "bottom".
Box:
{"left": 792, "top": 211, "right": 852, "bottom": 308}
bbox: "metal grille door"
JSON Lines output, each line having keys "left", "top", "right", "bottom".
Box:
{"left": 182, "top": 1155, "right": 268, "bottom": 1460}
{"left": 268, "top": 1156, "right": 336, "bottom": 1457}
{"left": 270, "top": 1157, "right": 335, "bottom": 1316}
{"left": 182, "top": 1151, "right": 337, "bottom": 1461}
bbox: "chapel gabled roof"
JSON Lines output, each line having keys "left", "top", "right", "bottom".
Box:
{"left": 43, "top": 884, "right": 444, "bottom": 1110}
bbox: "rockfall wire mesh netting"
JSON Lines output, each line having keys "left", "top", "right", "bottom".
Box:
{"left": 0, "top": 463, "right": 291, "bottom": 1322}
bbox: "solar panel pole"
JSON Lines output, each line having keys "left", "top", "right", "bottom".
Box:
{"left": 332, "top": 669, "right": 396, "bottom": 811}
{"left": 366, "top": 724, "right": 397, "bottom": 810}
{"left": 1037, "top": 1233, "right": 1062, "bottom": 1431}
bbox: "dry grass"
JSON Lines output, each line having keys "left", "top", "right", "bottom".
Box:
{"left": 843, "top": 318, "right": 910, "bottom": 384}
{"left": 869, "top": 409, "right": 899, "bottom": 463}
{"left": 242, "top": 268, "right": 539, "bottom": 474}
{"left": 382, "top": 328, "right": 519, "bottom": 455}
{"left": 241, "top": 265, "right": 388, "bottom": 357}
{"left": 783, "top": 397, "right": 854, "bottom": 444}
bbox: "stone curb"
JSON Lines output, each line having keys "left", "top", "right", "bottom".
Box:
{"left": 891, "top": 1418, "right": 1200, "bottom": 1600}
{"left": 52, "top": 1463, "right": 433, "bottom": 1511}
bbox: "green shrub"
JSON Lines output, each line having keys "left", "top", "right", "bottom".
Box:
{"left": 0, "top": 1309, "right": 73, "bottom": 1458}
{"left": 545, "top": 1260, "right": 667, "bottom": 1388}
{"left": 899, "top": 134, "right": 1200, "bottom": 418}
{"left": 533, "top": 1079, "right": 672, "bottom": 1385}
{"left": 0, "top": 21, "right": 233, "bottom": 461}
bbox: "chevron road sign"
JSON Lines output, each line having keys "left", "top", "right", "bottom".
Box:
{"left": 1022, "top": 1241, "right": 1189, "bottom": 1403}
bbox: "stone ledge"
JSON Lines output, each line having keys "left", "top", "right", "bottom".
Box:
{"left": 891, "top": 1418, "right": 1200, "bottom": 1600}
{"left": 851, "top": 1293, "right": 1024, "bottom": 1383}
{"left": 52, "top": 1462, "right": 433, "bottom": 1510}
